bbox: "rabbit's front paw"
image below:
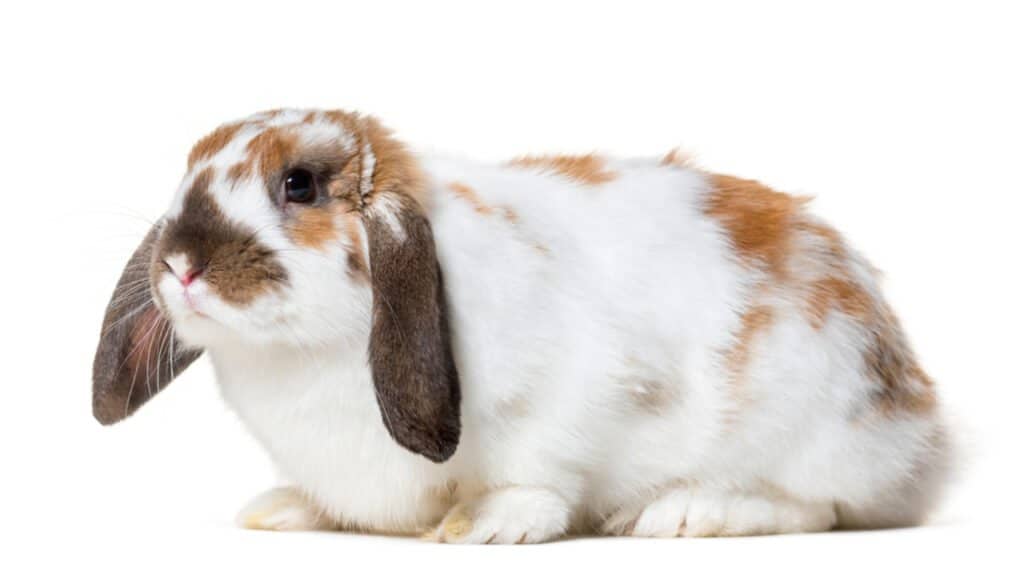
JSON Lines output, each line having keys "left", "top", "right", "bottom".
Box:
{"left": 427, "top": 487, "right": 570, "bottom": 544}
{"left": 236, "top": 487, "right": 332, "bottom": 532}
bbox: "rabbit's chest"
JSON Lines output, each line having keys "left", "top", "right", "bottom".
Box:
{"left": 210, "top": 347, "right": 454, "bottom": 532}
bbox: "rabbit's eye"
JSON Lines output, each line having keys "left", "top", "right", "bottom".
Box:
{"left": 283, "top": 169, "right": 317, "bottom": 204}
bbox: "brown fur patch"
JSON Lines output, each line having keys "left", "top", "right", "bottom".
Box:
{"left": 704, "top": 175, "right": 808, "bottom": 278}
{"left": 508, "top": 154, "right": 617, "bottom": 185}
{"left": 188, "top": 121, "right": 246, "bottom": 168}
{"left": 158, "top": 169, "right": 287, "bottom": 306}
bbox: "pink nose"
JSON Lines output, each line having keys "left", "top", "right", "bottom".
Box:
{"left": 179, "top": 266, "right": 204, "bottom": 287}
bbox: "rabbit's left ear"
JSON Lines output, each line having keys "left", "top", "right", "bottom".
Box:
{"left": 355, "top": 120, "right": 461, "bottom": 463}
{"left": 92, "top": 225, "right": 202, "bottom": 425}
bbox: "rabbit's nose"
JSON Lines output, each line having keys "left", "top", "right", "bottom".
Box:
{"left": 179, "top": 266, "right": 204, "bottom": 287}
{"left": 163, "top": 253, "right": 205, "bottom": 287}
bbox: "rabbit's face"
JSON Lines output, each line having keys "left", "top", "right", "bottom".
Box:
{"left": 94, "top": 109, "right": 462, "bottom": 461}
{"left": 151, "top": 109, "right": 372, "bottom": 348}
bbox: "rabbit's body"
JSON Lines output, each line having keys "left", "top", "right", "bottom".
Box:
{"left": 93, "top": 109, "right": 949, "bottom": 542}
{"left": 221, "top": 151, "right": 946, "bottom": 539}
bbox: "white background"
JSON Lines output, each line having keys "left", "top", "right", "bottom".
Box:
{"left": 1, "top": 1, "right": 1020, "bottom": 573}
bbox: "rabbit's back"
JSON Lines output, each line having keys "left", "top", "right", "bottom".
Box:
{"left": 425, "top": 154, "right": 947, "bottom": 529}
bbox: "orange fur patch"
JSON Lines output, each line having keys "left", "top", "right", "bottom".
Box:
{"left": 792, "top": 217, "right": 933, "bottom": 412}
{"left": 721, "top": 305, "right": 775, "bottom": 423}
{"left": 448, "top": 181, "right": 519, "bottom": 224}
{"left": 704, "top": 174, "right": 808, "bottom": 278}
{"left": 705, "top": 169, "right": 935, "bottom": 416}
{"left": 448, "top": 181, "right": 493, "bottom": 215}
{"left": 188, "top": 109, "right": 431, "bottom": 285}
{"left": 225, "top": 161, "right": 248, "bottom": 183}
{"left": 508, "top": 154, "right": 617, "bottom": 185}
{"left": 795, "top": 219, "right": 844, "bottom": 259}
{"left": 188, "top": 121, "right": 246, "bottom": 168}
{"left": 343, "top": 212, "right": 369, "bottom": 280}
{"left": 806, "top": 276, "right": 873, "bottom": 329}
{"left": 865, "top": 307, "right": 937, "bottom": 414}
{"left": 229, "top": 126, "right": 300, "bottom": 185}
{"left": 289, "top": 207, "right": 339, "bottom": 249}
{"left": 726, "top": 306, "right": 775, "bottom": 382}
{"left": 356, "top": 114, "right": 429, "bottom": 208}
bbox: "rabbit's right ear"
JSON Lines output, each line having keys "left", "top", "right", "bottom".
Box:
{"left": 92, "top": 225, "right": 202, "bottom": 425}
{"left": 349, "top": 116, "right": 461, "bottom": 463}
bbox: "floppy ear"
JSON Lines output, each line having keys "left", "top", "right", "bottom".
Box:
{"left": 92, "top": 225, "right": 202, "bottom": 425}
{"left": 362, "top": 193, "right": 462, "bottom": 463}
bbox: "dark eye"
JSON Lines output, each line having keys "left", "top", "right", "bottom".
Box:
{"left": 283, "top": 169, "right": 317, "bottom": 204}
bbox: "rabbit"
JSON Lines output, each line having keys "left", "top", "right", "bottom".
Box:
{"left": 92, "top": 108, "right": 951, "bottom": 543}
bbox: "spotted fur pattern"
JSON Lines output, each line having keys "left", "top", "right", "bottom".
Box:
{"left": 93, "top": 109, "right": 951, "bottom": 543}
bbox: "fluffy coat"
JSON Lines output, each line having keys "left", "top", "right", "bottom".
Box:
{"left": 92, "top": 109, "right": 950, "bottom": 542}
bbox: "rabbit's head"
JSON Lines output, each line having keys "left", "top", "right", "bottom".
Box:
{"left": 92, "top": 109, "right": 461, "bottom": 462}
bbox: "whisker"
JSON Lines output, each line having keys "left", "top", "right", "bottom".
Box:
{"left": 106, "top": 285, "right": 154, "bottom": 309}
{"left": 122, "top": 310, "right": 163, "bottom": 419}
{"left": 167, "top": 326, "right": 177, "bottom": 382}
{"left": 87, "top": 209, "right": 160, "bottom": 229}
{"left": 143, "top": 318, "right": 161, "bottom": 399}
{"left": 116, "top": 284, "right": 153, "bottom": 299}
{"left": 101, "top": 299, "right": 154, "bottom": 337}
{"left": 155, "top": 321, "right": 173, "bottom": 394}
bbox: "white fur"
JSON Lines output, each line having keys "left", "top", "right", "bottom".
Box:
{"left": 359, "top": 140, "right": 375, "bottom": 197}
{"left": 154, "top": 111, "right": 950, "bottom": 541}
